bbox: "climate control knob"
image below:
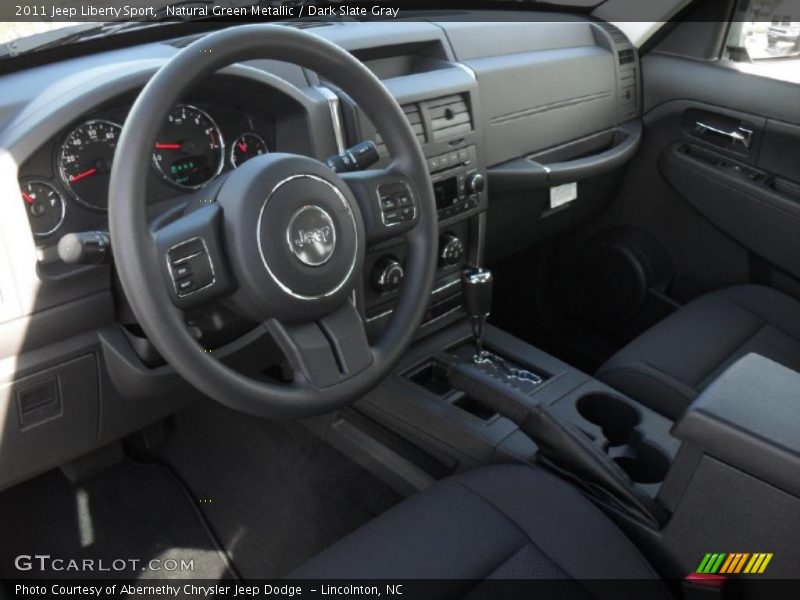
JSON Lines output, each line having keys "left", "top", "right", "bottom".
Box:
{"left": 466, "top": 172, "right": 485, "bottom": 195}
{"left": 439, "top": 234, "right": 465, "bottom": 267}
{"left": 371, "top": 256, "right": 404, "bottom": 293}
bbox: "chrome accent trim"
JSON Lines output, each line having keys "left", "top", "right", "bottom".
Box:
{"left": 366, "top": 308, "right": 394, "bottom": 323}
{"left": 316, "top": 86, "right": 346, "bottom": 154}
{"left": 230, "top": 132, "right": 268, "bottom": 169}
{"left": 366, "top": 304, "right": 464, "bottom": 327}
{"left": 285, "top": 204, "right": 337, "bottom": 267}
{"left": 170, "top": 250, "right": 204, "bottom": 264}
{"left": 58, "top": 118, "right": 123, "bottom": 211}
{"left": 152, "top": 104, "right": 226, "bottom": 191}
{"left": 377, "top": 180, "right": 417, "bottom": 227}
{"left": 433, "top": 278, "right": 460, "bottom": 295}
{"left": 424, "top": 305, "right": 463, "bottom": 327}
{"left": 257, "top": 174, "right": 357, "bottom": 301}
{"left": 695, "top": 121, "right": 753, "bottom": 149}
{"left": 166, "top": 236, "right": 216, "bottom": 298}
{"left": 22, "top": 179, "right": 66, "bottom": 238}
{"left": 464, "top": 268, "right": 492, "bottom": 285}
{"left": 376, "top": 261, "right": 404, "bottom": 291}
{"left": 365, "top": 279, "right": 461, "bottom": 323}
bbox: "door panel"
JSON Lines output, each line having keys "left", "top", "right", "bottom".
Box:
{"left": 594, "top": 49, "right": 800, "bottom": 297}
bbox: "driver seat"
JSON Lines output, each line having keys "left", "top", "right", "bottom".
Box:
{"left": 290, "top": 464, "right": 670, "bottom": 597}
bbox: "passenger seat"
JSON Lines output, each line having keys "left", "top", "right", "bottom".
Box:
{"left": 596, "top": 285, "right": 800, "bottom": 420}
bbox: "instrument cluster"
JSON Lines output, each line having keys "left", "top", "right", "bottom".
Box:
{"left": 19, "top": 99, "right": 273, "bottom": 243}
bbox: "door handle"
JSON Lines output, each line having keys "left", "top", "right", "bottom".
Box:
{"left": 695, "top": 121, "right": 753, "bottom": 149}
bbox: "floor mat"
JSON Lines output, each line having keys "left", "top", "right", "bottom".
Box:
{"left": 0, "top": 460, "right": 235, "bottom": 580}
{"left": 157, "top": 400, "right": 402, "bottom": 579}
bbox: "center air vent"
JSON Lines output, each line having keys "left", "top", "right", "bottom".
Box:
{"left": 375, "top": 103, "right": 424, "bottom": 154}
{"left": 427, "top": 94, "right": 473, "bottom": 141}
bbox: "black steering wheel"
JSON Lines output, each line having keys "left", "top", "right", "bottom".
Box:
{"left": 109, "top": 25, "right": 438, "bottom": 418}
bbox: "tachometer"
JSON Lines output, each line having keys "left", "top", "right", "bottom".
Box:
{"left": 59, "top": 119, "right": 122, "bottom": 210}
{"left": 231, "top": 132, "right": 268, "bottom": 168}
{"left": 153, "top": 104, "right": 225, "bottom": 189}
{"left": 20, "top": 180, "right": 65, "bottom": 238}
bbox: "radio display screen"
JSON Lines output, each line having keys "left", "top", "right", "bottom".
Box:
{"left": 434, "top": 177, "right": 459, "bottom": 210}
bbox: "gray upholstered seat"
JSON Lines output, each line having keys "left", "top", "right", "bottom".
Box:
{"left": 291, "top": 464, "right": 669, "bottom": 598}
{"left": 597, "top": 285, "right": 800, "bottom": 419}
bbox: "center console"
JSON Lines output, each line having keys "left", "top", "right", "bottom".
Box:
{"left": 350, "top": 313, "right": 799, "bottom": 579}
{"left": 339, "top": 66, "right": 487, "bottom": 339}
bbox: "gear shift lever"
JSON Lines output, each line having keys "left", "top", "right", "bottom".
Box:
{"left": 461, "top": 267, "right": 493, "bottom": 362}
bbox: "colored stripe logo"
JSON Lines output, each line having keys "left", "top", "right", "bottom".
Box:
{"left": 696, "top": 553, "right": 773, "bottom": 574}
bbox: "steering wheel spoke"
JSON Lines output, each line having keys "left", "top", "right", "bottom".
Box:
{"left": 341, "top": 166, "right": 419, "bottom": 245}
{"left": 265, "top": 300, "right": 373, "bottom": 389}
{"left": 154, "top": 203, "right": 237, "bottom": 309}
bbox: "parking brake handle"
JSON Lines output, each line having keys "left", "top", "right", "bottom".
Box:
{"left": 446, "top": 359, "right": 664, "bottom": 527}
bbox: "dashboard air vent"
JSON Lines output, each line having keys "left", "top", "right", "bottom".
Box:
{"left": 618, "top": 48, "right": 635, "bottom": 65}
{"left": 428, "top": 94, "right": 473, "bottom": 141}
{"left": 594, "top": 22, "right": 639, "bottom": 121}
{"left": 375, "top": 103, "right": 425, "bottom": 154}
{"left": 596, "top": 22, "right": 629, "bottom": 45}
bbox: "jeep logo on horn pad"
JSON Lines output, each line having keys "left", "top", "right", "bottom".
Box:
{"left": 286, "top": 205, "right": 337, "bottom": 267}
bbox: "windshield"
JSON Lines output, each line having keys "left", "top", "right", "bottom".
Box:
{"left": 0, "top": 21, "right": 82, "bottom": 46}
{"left": 0, "top": 0, "right": 178, "bottom": 51}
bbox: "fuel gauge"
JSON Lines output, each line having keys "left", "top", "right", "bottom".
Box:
{"left": 231, "top": 133, "right": 268, "bottom": 168}
{"left": 21, "top": 180, "right": 65, "bottom": 238}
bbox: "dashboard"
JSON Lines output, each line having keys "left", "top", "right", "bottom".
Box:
{"left": 0, "top": 16, "right": 641, "bottom": 490}
{"left": 18, "top": 89, "right": 277, "bottom": 246}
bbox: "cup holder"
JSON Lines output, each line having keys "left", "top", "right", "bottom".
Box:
{"left": 614, "top": 441, "right": 671, "bottom": 484}
{"left": 576, "top": 393, "right": 641, "bottom": 446}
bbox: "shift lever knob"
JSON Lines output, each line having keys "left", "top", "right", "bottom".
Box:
{"left": 462, "top": 268, "right": 493, "bottom": 361}
{"left": 462, "top": 267, "right": 493, "bottom": 318}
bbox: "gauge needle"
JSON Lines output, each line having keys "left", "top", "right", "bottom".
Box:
{"left": 69, "top": 168, "right": 97, "bottom": 183}
{"left": 155, "top": 143, "right": 182, "bottom": 150}
{"left": 237, "top": 142, "right": 248, "bottom": 153}
{"left": 22, "top": 191, "right": 34, "bottom": 204}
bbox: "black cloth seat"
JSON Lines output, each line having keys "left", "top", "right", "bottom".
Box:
{"left": 597, "top": 285, "right": 800, "bottom": 420}
{"left": 291, "top": 464, "right": 669, "bottom": 598}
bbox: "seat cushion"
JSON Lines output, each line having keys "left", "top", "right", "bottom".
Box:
{"left": 290, "top": 464, "right": 668, "bottom": 598}
{"left": 597, "top": 285, "right": 800, "bottom": 419}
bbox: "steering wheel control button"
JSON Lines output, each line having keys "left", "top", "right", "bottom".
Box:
{"left": 177, "top": 279, "right": 194, "bottom": 294}
{"left": 167, "top": 237, "right": 215, "bottom": 298}
{"left": 378, "top": 181, "right": 416, "bottom": 227}
{"left": 172, "top": 262, "right": 192, "bottom": 279}
{"left": 286, "top": 205, "right": 337, "bottom": 267}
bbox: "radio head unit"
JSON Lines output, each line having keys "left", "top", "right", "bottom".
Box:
{"left": 429, "top": 144, "right": 484, "bottom": 220}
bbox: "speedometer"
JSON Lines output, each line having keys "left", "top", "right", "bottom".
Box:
{"left": 59, "top": 119, "right": 121, "bottom": 210}
{"left": 153, "top": 104, "right": 225, "bottom": 189}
